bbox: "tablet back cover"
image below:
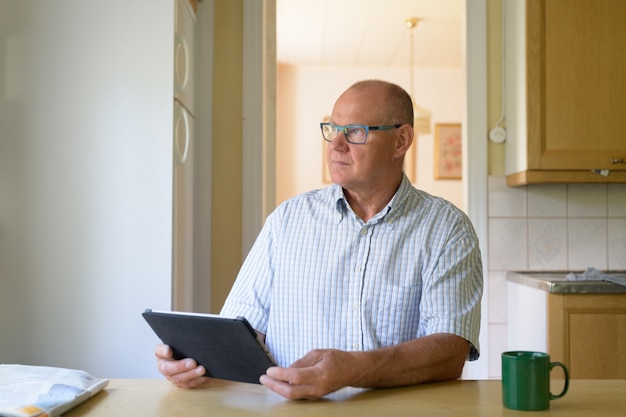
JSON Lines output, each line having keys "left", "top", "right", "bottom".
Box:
{"left": 143, "top": 310, "right": 275, "bottom": 384}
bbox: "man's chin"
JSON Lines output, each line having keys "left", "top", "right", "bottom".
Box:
{"left": 329, "top": 167, "right": 352, "bottom": 184}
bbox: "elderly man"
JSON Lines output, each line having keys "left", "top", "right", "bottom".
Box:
{"left": 156, "top": 79, "right": 483, "bottom": 400}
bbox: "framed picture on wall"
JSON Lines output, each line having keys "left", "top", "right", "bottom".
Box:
{"left": 434, "top": 123, "right": 462, "bottom": 180}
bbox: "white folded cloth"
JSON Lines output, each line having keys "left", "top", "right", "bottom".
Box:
{"left": 566, "top": 267, "right": 626, "bottom": 287}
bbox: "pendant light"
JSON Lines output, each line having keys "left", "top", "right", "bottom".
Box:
{"left": 405, "top": 17, "right": 432, "bottom": 135}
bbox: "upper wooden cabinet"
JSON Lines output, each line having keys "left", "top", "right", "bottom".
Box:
{"left": 505, "top": 0, "right": 626, "bottom": 186}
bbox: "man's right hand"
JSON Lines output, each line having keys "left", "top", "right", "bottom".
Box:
{"left": 155, "top": 344, "right": 209, "bottom": 388}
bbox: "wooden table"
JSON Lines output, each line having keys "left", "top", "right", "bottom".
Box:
{"left": 65, "top": 379, "right": 625, "bottom": 417}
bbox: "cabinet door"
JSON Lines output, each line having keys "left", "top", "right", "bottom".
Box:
{"left": 527, "top": 0, "right": 626, "bottom": 171}
{"left": 548, "top": 294, "right": 626, "bottom": 379}
{"left": 569, "top": 313, "right": 626, "bottom": 378}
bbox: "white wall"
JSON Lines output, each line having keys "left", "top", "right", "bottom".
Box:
{"left": 276, "top": 65, "right": 464, "bottom": 210}
{"left": 0, "top": 1, "right": 173, "bottom": 378}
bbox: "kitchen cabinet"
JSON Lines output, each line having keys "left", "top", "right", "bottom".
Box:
{"left": 504, "top": 0, "right": 626, "bottom": 186}
{"left": 507, "top": 272, "right": 626, "bottom": 379}
{"left": 548, "top": 293, "right": 626, "bottom": 379}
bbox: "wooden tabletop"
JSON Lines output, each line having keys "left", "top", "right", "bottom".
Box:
{"left": 65, "top": 378, "right": 626, "bottom": 417}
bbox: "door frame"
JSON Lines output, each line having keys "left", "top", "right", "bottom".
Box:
{"left": 242, "top": 0, "right": 489, "bottom": 379}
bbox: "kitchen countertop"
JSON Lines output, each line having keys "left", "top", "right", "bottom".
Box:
{"left": 506, "top": 271, "right": 626, "bottom": 294}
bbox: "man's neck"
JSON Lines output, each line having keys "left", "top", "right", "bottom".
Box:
{"left": 343, "top": 176, "right": 402, "bottom": 222}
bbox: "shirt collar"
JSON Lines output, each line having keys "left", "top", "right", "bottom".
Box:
{"left": 332, "top": 174, "right": 413, "bottom": 225}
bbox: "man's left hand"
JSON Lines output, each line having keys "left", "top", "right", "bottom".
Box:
{"left": 259, "top": 349, "right": 358, "bottom": 400}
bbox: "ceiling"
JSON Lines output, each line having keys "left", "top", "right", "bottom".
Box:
{"left": 276, "top": 0, "right": 464, "bottom": 67}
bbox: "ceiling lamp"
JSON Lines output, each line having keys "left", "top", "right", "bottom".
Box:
{"left": 405, "top": 17, "right": 432, "bottom": 136}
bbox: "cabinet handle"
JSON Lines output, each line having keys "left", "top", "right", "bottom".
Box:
{"left": 611, "top": 158, "right": 625, "bottom": 164}
{"left": 174, "top": 103, "right": 190, "bottom": 165}
{"left": 174, "top": 33, "right": 189, "bottom": 93}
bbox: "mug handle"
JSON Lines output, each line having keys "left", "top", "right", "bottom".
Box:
{"left": 549, "top": 361, "right": 569, "bottom": 399}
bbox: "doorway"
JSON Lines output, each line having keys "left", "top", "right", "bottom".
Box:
{"left": 242, "top": 0, "right": 489, "bottom": 379}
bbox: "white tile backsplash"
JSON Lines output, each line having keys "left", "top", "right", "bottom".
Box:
{"left": 528, "top": 184, "right": 567, "bottom": 217}
{"left": 485, "top": 176, "right": 626, "bottom": 376}
{"left": 488, "top": 218, "right": 528, "bottom": 270}
{"left": 567, "top": 184, "right": 608, "bottom": 217}
{"left": 487, "top": 271, "right": 507, "bottom": 323}
{"left": 528, "top": 219, "right": 567, "bottom": 270}
{"left": 608, "top": 218, "right": 626, "bottom": 270}
{"left": 488, "top": 176, "right": 527, "bottom": 217}
{"left": 487, "top": 177, "right": 623, "bottom": 273}
{"left": 568, "top": 218, "right": 608, "bottom": 270}
{"left": 608, "top": 184, "right": 626, "bottom": 217}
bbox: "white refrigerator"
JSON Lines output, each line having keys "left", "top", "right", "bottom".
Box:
{"left": 0, "top": 0, "right": 177, "bottom": 378}
{"left": 172, "top": 0, "right": 197, "bottom": 312}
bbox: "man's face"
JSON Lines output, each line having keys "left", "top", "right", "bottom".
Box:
{"left": 326, "top": 87, "right": 402, "bottom": 192}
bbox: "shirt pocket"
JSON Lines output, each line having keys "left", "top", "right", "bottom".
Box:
{"left": 365, "top": 283, "right": 422, "bottom": 348}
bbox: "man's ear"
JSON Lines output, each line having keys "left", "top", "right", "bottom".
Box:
{"left": 394, "top": 124, "right": 414, "bottom": 158}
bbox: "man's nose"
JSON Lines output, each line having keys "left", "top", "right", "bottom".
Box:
{"left": 329, "top": 130, "right": 349, "bottom": 149}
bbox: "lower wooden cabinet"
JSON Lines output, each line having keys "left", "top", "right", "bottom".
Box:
{"left": 548, "top": 293, "right": 626, "bottom": 379}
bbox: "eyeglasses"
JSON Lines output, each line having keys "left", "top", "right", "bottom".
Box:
{"left": 320, "top": 122, "right": 402, "bottom": 144}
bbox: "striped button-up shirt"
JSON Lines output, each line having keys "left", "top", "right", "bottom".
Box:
{"left": 221, "top": 175, "right": 483, "bottom": 367}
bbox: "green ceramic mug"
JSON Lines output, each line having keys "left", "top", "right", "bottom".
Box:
{"left": 501, "top": 351, "right": 569, "bottom": 411}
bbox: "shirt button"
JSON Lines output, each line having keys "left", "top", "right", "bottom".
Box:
{"left": 352, "top": 343, "right": 359, "bottom": 350}
{"left": 360, "top": 228, "right": 367, "bottom": 236}
{"left": 355, "top": 266, "right": 362, "bottom": 272}
{"left": 353, "top": 304, "right": 359, "bottom": 311}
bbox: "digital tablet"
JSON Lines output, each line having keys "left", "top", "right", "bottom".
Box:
{"left": 142, "top": 309, "right": 276, "bottom": 384}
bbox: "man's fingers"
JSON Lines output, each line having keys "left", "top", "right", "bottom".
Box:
{"left": 155, "top": 344, "right": 171, "bottom": 358}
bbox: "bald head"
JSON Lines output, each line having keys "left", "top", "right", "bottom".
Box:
{"left": 345, "top": 80, "right": 414, "bottom": 127}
